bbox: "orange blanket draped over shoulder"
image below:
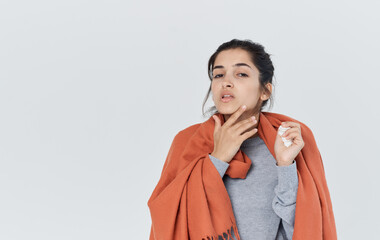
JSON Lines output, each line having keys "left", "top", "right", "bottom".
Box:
{"left": 147, "top": 111, "right": 337, "bottom": 240}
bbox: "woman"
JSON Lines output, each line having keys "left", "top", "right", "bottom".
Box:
{"left": 148, "top": 39, "right": 337, "bottom": 240}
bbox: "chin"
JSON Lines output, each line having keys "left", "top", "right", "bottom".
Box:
{"left": 216, "top": 105, "right": 239, "bottom": 114}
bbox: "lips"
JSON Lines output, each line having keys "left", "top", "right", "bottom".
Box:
{"left": 220, "top": 91, "right": 235, "bottom": 100}
{"left": 221, "top": 96, "right": 234, "bottom": 103}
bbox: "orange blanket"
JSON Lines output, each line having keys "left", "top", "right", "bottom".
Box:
{"left": 147, "top": 111, "right": 337, "bottom": 239}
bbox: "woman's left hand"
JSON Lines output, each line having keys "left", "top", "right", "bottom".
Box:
{"left": 274, "top": 121, "right": 305, "bottom": 166}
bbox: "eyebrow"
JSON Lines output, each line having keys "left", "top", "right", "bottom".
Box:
{"left": 212, "top": 63, "right": 253, "bottom": 70}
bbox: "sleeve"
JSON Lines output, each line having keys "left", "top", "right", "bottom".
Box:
{"left": 208, "top": 154, "right": 230, "bottom": 178}
{"left": 272, "top": 160, "right": 298, "bottom": 240}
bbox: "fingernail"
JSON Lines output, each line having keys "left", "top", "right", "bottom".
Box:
{"left": 242, "top": 105, "right": 246, "bottom": 110}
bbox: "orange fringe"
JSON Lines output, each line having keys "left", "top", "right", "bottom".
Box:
{"left": 202, "top": 222, "right": 241, "bottom": 240}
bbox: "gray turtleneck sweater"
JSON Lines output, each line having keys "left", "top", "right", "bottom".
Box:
{"left": 208, "top": 135, "right": 298, "bottom": 240}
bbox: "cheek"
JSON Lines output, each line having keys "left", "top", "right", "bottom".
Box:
{"left": 242, "top": 86, "right": 261, "bottom": 102}
{"left": 244, "top": 85, "right": 258, "bottom": 96}
{"left": 211, "top": 83, "right": 217, "bottom": 99}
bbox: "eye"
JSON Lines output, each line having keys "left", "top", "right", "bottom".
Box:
{"left": 238, "top": 73, "right": 248, "bottom": 77}
{"left": 213, "top": 74, "right": 223, "bottom": 79}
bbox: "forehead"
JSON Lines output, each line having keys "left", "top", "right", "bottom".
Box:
{"left": 214, "top": 48, "right": 254, "bottom": 66}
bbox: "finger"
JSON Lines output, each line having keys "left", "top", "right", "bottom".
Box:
{"left": 281, "top": 121, "right": 301, "bottom": 129}
{"left": 282, "top": 128, "right": 299, "bottom": 137}
{"left": 281, "top": 122, "right": 301, "bottom": 135}
{"left": 240, "top": 127, "right": 258, "bottom": 141}
{"left": 282, "top": 132, "right": 299, "bottom": 140}
{"left": 224, "top": 105, "right": 247, "bottom": 127}
{"left": 212, "top": 115, "right": 221, "bottom": 132}
{"left": 285, "top": 132, "right": 304, "bottom": 148}
{"left": 284, "top": 132, "right": 304, "bottom": 145}
{"left": 235, "top": 116, "right": 257, "bottom": 134}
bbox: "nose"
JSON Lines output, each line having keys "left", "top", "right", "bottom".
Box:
{"left": 222, "top": 76, "right": 234, "bottom": 88}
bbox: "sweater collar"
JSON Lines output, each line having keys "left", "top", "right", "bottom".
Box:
{"left": 241, "top": 135, "right": 262, "bottom": 148}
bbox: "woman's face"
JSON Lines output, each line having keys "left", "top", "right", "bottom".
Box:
{"left": 211, "top": 48, "right": 270, "bottom": 121}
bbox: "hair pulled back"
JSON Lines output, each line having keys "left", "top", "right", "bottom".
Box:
{"left": 202, "top": 39, "right": 276, "bottom": 118}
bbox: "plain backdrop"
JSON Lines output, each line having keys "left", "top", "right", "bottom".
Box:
{"left": 1, "top": 0, "right": 379, "bottom": 239}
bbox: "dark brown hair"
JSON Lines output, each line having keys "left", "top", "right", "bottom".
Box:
{"left": 202, "top": 39, "right": 276, "bottom": 118}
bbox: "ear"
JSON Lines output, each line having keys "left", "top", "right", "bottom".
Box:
{"left": 261, "top": 83, "right": 273, "bottom": 100}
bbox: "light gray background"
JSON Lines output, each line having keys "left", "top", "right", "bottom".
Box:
{"left": 1, "top": 0, "right": 379, "bottom": 239}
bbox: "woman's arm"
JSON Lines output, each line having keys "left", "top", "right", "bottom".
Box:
{"left": 208, "top": 154, "right": 229, "bottom": 178}
{"left": 272, "top": 160, "right": 298, "bottom": 240}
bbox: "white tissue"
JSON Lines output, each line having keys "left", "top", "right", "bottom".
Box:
{"left": 278, "top": 125, "right": 293, "bottom": 147}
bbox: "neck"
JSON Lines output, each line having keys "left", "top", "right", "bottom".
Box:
{"left": 223, "top": 111, "right": 260, "bottom": 139}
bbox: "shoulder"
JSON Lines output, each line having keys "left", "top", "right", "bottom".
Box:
{"left": 172, "top": 122, "right": 202, "bottom": 145}
{"left": 263, "top": 111, "right": 321, "bottom": 155}
{"left": 263, "top": 111, "right": 315, "bottom": 135}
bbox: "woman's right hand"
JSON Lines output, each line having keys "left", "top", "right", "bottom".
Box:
{"left": 211, "top": 105, "right": 258, "bottom": 163}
